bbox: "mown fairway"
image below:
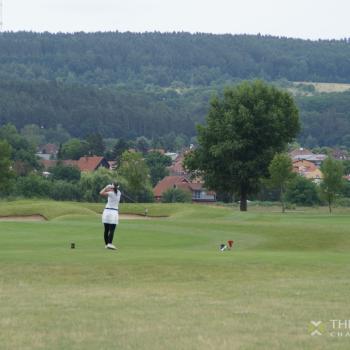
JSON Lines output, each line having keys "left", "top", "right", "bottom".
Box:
{"left": 0, "top": 201, "right": 350, "bottom": 350}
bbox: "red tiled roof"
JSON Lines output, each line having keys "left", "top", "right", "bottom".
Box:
{"left": 153, "top": 175, "right": 210, "bottom": 198}
{"left": 289, "top": 148, "right": 313, "bottom": 157}
{"left": 75, "top": 156, "right": 106, "bottom": 172}
{"left": 153, "top": 176, "right": 191, "bottom": 197}
{"left": 292, "top": 159, "right": 317, "bottom": 172}
{"left": 40, "top": 156, "right": 108, "bottom": 172}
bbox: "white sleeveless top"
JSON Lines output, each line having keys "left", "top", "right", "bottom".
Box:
{"left": 102, "top": 190, "right": 121, "bottom": 224}
{"left": 105, "top": 190, "right": 121, "bottom": 210}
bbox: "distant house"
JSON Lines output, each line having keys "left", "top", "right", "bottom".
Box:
{"left": 36, "top": 143, "right": 59, "bottom": 160}
{"left": 332, "top": 149, "right": 350, "bottom": 160}
{"left": 289, "top": 147, "right": 314, "bottom": 158}
{"left": 153, "top": 176, "right": 216, "bottom": 202}
{"left": 40, "top": 156, "right": 110, "bottom": 173}
{"left": 292, "top": 160, "right": 323, "bottom": 184}
{"left": 289, "top": 148, "right": 326, "bottom": 166}
{"left": 164, "top": 152, "right": 178, "bottom": 162}
{"left": 74, "top": 156, "right": 110, "bottom": 172}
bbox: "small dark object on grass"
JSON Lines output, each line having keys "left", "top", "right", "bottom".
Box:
{"left": 71, "top": 243, "right": 75, "bottom": 249}
{"left": 220, "top": 244, "right": 227, "bottom": 251}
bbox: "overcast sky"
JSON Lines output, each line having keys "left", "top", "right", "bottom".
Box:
{"left": 2, "top": 0, "right": 350, "bottom": 40}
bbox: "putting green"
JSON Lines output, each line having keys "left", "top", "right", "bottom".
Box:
{"left": 0, "top": 200, "right": 349, "bottom": 349}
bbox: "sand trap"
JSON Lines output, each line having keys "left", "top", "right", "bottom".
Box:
{"left": 120, "top": 214, "right": 153, "bottom": 220}
{"left": 0, "top": 215, "right": 46, "bottom": 222}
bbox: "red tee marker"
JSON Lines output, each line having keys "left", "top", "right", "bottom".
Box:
{"left": 227, "top": 240, "right": 234, "bottom": 249}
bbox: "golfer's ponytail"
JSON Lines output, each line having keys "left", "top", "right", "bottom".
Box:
{"left": 112, "top": 182, "right": 120, "bottom": 193}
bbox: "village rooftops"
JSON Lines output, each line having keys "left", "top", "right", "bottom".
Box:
{"left": 153, "top": 175, "right": 216, "bottom": 202}
{"left": 40, "top": 156, "right": 110, "bottom": 172}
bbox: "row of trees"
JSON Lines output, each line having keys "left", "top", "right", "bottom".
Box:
{"left": 1, "top": 137, "right": 348, "bottom": 208}
{"left": 0, "top": 122, "right": 182, "bottom": 174}
{"left": 0, "top": 124, "right": 171, "bottom": 201}
{"left": 1, "top": 31, "right": 350, "bottom": 148}
{"left": 0, "top": 150, "right": 163, "bottom": 202}
{"left": 1, "top": 79, "right": 350, "bottom": 148}
{"left": 2, "top": 32, "right": 350, "bottom": 86}
{"left": 58, "top": 134, "right": 188, "bottom": 161}
{"left": 0, "top": 80, "right": 199, "bottom": 139}
{"left": 0, "top": 130, "right": 173, "bottom": 198}
{"left": 268, "top": 154, "right": 346, "bottom": 213}
{"left": 1, "top": 81, "right": 350, "bottom": 210}
{"left": 0, "top": 121, "right": 175, "bottom": 202}
{"left": 1, "top": 135, "right": 349, "bottom": 208}
{"left": 297, "top": 91, "right": 350, "bottom": 147}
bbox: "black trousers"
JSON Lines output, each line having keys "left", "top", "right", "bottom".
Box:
{"left": 104, "top": 223, "right": 116, "bottom": 245}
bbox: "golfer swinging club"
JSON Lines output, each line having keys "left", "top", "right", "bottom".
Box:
{"left": 100, "top": 182, "right": 121, "bottom": 250}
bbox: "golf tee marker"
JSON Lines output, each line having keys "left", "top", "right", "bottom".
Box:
{"left": 219, "top": 240, "right": 234, "bottom": 252}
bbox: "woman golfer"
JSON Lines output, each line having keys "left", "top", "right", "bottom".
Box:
{"left": 100, "top": 182, "right": 121, "bottom": 250}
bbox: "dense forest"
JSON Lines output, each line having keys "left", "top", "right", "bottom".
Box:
{"left": 297, "top": 92, "right": 350, "bottom": 147}
{"left": 2, "top": 31, "right": 350, "bottom": 85}
{"left": 0, "top": 80, "right": 208, "bottom": 138}
{"left": 0, "top": 31, "right": 350, "bottom": 146}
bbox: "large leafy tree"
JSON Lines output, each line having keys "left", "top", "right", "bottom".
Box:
{"left": 320, "top": 157, "right": 344, "bottom": 213}
{"left": 185, "top": 81, "right": 300, "bottom": 211}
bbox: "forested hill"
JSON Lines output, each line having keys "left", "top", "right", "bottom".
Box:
{"left": 0, "top": 80, "right": 203, "bottom": 138}
{"left": 1, "top": 31, "right": 350, "bottom": 86}
{"left": 1, "top": 31, "right": 350, "bottom": 147}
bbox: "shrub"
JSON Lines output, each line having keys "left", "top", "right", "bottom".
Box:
{"left": 49, "top": 164, "right": 81, "bottom": 182}
{"left": 79, "top": 168, "right": 116, "bottom": 202}
{"left": 285, "top": 175, "right": 320, "bottom": 206}
{"left": 161, "top": 188, "right": 192, "bottom": 203}
{"left": 49, "top": 180, "right": 81, "bottom": 201}
{"left": 15, "top": 174, "right": 50, "bottom": 198}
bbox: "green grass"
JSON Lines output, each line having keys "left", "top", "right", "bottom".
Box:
{"left": 1, "top": 200, "right": 350, "bottom": 349}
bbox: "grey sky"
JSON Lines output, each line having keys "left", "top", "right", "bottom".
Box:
{"left": 3, "top": 0, "right": 350, "bottom": 40}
